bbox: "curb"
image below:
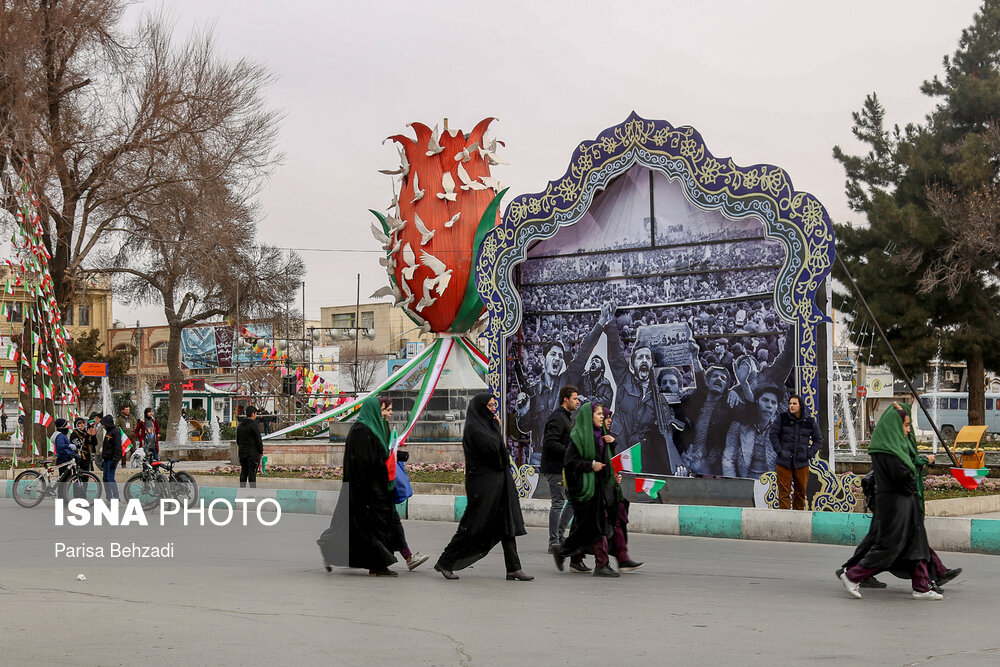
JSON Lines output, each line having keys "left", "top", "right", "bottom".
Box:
{"left": 4, "top": 481, "right": 998, "bottom": 555}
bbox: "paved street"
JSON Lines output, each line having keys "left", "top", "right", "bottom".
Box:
{"left": 0, "top": 497, "right": 997, "bottom": 666}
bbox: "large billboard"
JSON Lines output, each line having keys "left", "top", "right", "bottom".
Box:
{"left": 508, "top": 165, "right": 794, "bottom": 479}
{"left": 180, "top": 323, "right": 274, "bottom": 370}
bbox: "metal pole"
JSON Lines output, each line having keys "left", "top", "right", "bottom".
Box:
{"left": 301, "top": 281, "right": 306, "bottom": 368}
{"left": 835, "top": 255, "right": 957, "bottom": 466}
{"left": 354, "top": 273, "right": 360, "bottom": 394}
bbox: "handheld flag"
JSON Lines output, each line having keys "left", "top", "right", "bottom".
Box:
{"left": 611, "top": 442, "right": 666, "bottom": 498}
{"left": 120, "top": 428, "right": 132, "bottom": 457}
{"left": 950, "top": 467, "right": 990, "bottom": 490}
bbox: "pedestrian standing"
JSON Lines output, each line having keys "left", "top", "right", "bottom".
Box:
{"left": 434, "top": 393, "right": 533, "bottom": 581}
{"left": 541, "top": 385, "right": 579, "bottom": 555}
{"left": 99, "top": 414, "right": 121, "bottom": 499}
{"left": 70, "top": 417, "right": 98, "bottom": 472}
{"left": 317, "top": 395, "right": 406, "bottom": 576}
{"left": 236, "top": 406, "right": 264, "bottom": 488}
{"left": 115, "top": 406, "right": 136, "bottom": 462}
{"left": 769, "top": 394, "right": 822, "bottom": 509}
{"left": 1, "top": 407, "right": 7, "bottom": 432}
{"left": 134, "top": 407, "right": 161, "bottom": 461}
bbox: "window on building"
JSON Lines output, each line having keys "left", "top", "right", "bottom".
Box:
{"left": 63, "top": 306, "right": 73, "bottom": 325}
{"left": 361, "top": 310, "right": 375, "bottom": 338}
{"left": 151, "top": 343, "right": 168, "bottom": 365}
{"left": 78, "top": 304, "right": 90, "bottom": 326}
{"left": 332, "top": 313, "right": 355, "bottom": 328}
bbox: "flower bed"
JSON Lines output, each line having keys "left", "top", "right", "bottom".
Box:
{"left": 206, "top": 462, "right": 466, "bottom": 485}
{"left": 923, "top": 474, "right": 1000, "bottom": 501}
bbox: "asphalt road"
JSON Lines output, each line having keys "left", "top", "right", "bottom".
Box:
{"left": 0, "top": 498, "right": 997, "bottom": 666}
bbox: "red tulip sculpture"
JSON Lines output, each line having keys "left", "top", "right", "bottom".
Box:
{"left": 371, "top": 118, "right": 506, "bottom": 334}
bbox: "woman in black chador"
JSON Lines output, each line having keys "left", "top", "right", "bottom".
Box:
{"left": 318, "top": 395, "right": 403, "bottom": 576}
{"left": 434, "top": 393, "right": 533, "bottom": 581}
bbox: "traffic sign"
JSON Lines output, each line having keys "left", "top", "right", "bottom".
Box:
{"left": 856, "top": 386, "right": 867, "bottom": 398}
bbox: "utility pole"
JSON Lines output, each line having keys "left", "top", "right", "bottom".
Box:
{"left": 354, "top": 273, "right": 360, "bottom": 395}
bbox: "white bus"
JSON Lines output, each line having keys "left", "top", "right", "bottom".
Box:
{"left": 913, "top": 391, "right": 1000, "bottom": 440}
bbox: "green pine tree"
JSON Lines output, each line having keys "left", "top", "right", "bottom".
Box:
{"left": 834, "top": 0, "right": 1000, "bottom": 430}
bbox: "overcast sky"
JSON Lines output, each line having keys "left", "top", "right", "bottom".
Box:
{"left": 114, "top": 0, "right": 985, "bottom": 327}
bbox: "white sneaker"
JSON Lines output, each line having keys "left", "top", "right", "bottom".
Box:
{"left": 840, "top": 572, "right": 862, "bottom": 599}
{"left": 912, "top": 590, "right": 944, "bottom": 600}
{"left": 407, "top": 553, "right": 429, "bottom": 571}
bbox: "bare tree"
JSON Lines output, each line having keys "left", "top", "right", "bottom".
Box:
{"left": 340, "top": 345, "right": 385, "bottom": 394}
{"left": 95, "top": 27, "right": 303, "bottom": 442}
{"left": 0, "top": 3, "right": 281, "bottom": 309}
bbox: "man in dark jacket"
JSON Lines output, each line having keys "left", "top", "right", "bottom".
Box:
{"left": 237, "top": 406, "right": 264, "bottom": 488}
{"left": 769, "top": 394, "right": 823, "bottom": 509}
{"left": 100, "top": 414, "right": 122, "bottom": 499}
{"left": 540, "top": 386, "right": 579, "bottom": 556}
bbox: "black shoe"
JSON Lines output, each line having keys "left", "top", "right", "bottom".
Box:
{"left": 593, "top": 565, "right": 620, "bottom": 578}
{"left": 553, "top": 551, "right": 566, "bottom": 572}
{"left": 434, "top": 563, "right": 459, "bottom": 580}
{"left": 547, "top": 544, "right": 560, "bottom": 555}
{"left": 930, "top": 581, "right": 944, "bottom": 594}
{"left": 618, "top": 559, "right": 644, "bottom": 573}
{"left": 368, "top": 569, "right": 397, "bottom": 577}
{"left": 506, "top": 570, "right": 534, "bottom": 581}
{"left": 937, "top": 568, "right": 963, "bottom": 586}
{"left": 835, "top": 567, "right": 844, "bottom": 579}
{"left": 859, "top": 576, "right": 887, "bottom": 589}
{"left": 324, "top": 564, "right": 333, "bottom": 573}
{"left": 569, "top": 561, "right": 592, "bottom": 573}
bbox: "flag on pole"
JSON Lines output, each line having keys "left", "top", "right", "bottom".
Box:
{"left": 3, "top": 369, "right": 12, "bottom": 384}
{"left": 950, "top": 467, "right": 990, "bottom": 490}
{"left": 33, "top": 410, "right": 52, "bottom": 427}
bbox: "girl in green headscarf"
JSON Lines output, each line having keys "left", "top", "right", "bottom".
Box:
{"left": 554, "top": 403, "right": 642, "bottom": 577}
{"left": 839, "top": 403, "right": 941, "bottom": 600}
{"left": 318, "top": 395, "right": 426, "bottom": 576}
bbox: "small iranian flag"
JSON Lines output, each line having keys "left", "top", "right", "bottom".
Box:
{"left": 634, "top": 477, "right": 667, "bottom": 499}
{"left": 611, "top": 442, "right": 642, "bottom": 474}
{"left": 950, "top": 467, "right": 990, "bottom": 490}
{"left": 32, "top": 384, "right": 43, "bottom": 400}
{"left": 3, "top": 279, "right": 13, "bottom": 295}
{"left": 120, "top": 428, "right": 132, "bottom": 457}
{"left": 3, "top": 369, "right": 12, "bottom": 384}
{"left": 611, "top": 443, "right": 667, "bottom": 499}
{"left": 33, "top": 410, "right": 52, "bottom": 427}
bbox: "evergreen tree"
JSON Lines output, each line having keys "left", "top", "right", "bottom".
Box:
{"left": 834, "top": 0, "right": 1000, "bottom": 429}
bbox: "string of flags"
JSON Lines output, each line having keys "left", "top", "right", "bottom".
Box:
{"left": 0, "top": 175, "right": 80, "bottom": 453}
{"left": 292, "top": 365, "right": 347, "bottom": 410}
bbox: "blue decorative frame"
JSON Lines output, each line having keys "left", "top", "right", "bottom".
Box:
{"left": 474, "top": 112, "right": 835, "bottom": 420}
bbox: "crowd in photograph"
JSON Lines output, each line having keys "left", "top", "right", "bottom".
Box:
{"left": 520, "top": 239, "right": 783, "bottom": 285}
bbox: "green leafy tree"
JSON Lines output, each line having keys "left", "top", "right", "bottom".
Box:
{"left": 834, "top": 0, "right": 1000, "bottom": 429}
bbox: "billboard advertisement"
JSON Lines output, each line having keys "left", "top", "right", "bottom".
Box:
{"left": 180, "top": 323, "right": 274, "bottom": 370}
{"left": 508, "top": 165, "right": 795, "bottom": 479}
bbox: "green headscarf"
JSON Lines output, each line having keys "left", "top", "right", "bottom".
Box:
{"left": 867, "top": 402, "right": 924, "bottom": 498}
{"left": 569, "top": 402, "right": 598, "bottom": 502}
{"left": 356, "top": 395, "right": 390, "bottom": 456}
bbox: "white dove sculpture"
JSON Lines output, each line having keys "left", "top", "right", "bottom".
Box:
{"left": 401, "top": 242, "right": 418, "bottom": 280}
{"left": 370, "top": 284, "right": 401, "bottom": 301}
{"left": 453, "top": 142, "right": 479, "bottom": 163}
{"left": 399, "top": 276, "right": 415, "bottom": 308}
{"left": 398, "top": 147, "right": 410, "bottom": 176}
{"left": 415, "top": 277, "right": 439, "bottom": 312}
{"left": 410, "top": 172, "right": 425, "bottom": 203}
{"left": 445, "top": 212, "right": 461, "bottom": 228}
{"left": 457, "top": 163, "right": 487, "bottom": 191}
{"left": 420, "top": 251, "right": 454, "bottom": 295}
{"left": 413, "top": 213, "right": 435, "bottom": 245}
{"left": 437, "top": 171, "right": 457, "bottom": 202}
{"left": 425, "top": 123, "right": 444, "bottom": 156}
{"left": 371, "top": 221, "right": 389, "bottom": 245}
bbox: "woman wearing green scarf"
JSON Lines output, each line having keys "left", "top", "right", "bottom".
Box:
{"left": 318, "top": 395, "right": 422, "bottom": 576}
{"left": 839, "top": 403, "right": 941, "bottom": 600}
{"left": 554, "top": 402, "right": 643, "bottom": 577}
